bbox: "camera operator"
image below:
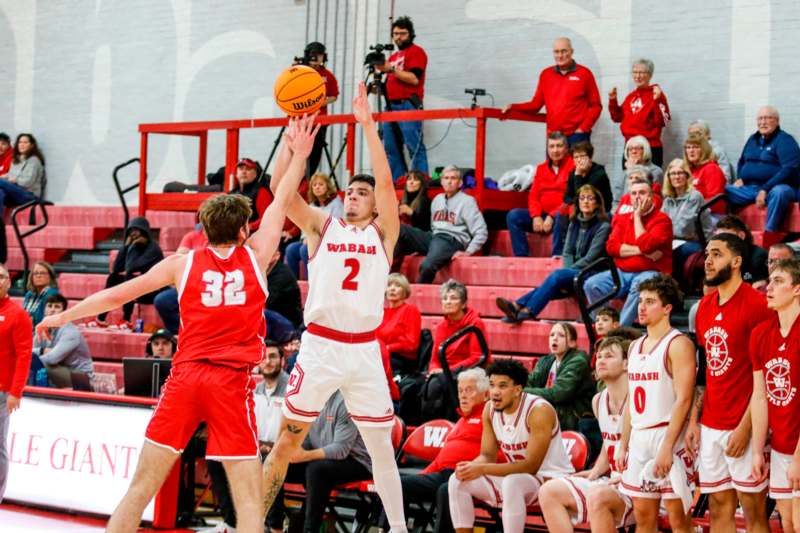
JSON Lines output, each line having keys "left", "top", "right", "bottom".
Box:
{"left": 296, "top": 42, "right": 340, "bottom": 175}
{"left": 374, "top": 15, "right": 429, "bottom": 181}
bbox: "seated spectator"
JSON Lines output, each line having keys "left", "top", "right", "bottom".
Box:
{"left": 592, "top": 306, "right": 621, "bottom": 362}
{"left": 524, "top": 322, "right": 594, "bottom": 432}
{"left": 22, "top": 261, "right": 59, "bottom": 327}
{"left": 429, "top": 279, "right": 490, "bottom": 375}
{"left": 207, "top": 341, "right": 288, "bottom": 532}
{"left": 688, "top": 119, "right": 735, "bottom": 183}
{"left": 768, "top": 243, "right": 795, "bottom": 273}
{"left": 496, "top": 185, "right": 610, "bottom": 324}
{"left": 661, "top": 158, "right": 713, "bottom": 277}
{"left": 585, "top": 176, "right": 672, "bottom": 326}
{"left": 726, "top": 106, "right": 800, "bottom": 237}
{"left": 400, "top": 170, "right": 431, "bottom": 231}
{"left": 264, "top": 250, "right": 303, "bottom": 343}
{"left": 448, "top": 359, "right": 574, "bottom": 533}
{"left": 684, "top": 133, "right": 726, "bottom": 213}
{"left": 284, "top": 172, "right": 343, "bottom": 279}
{"left": 266, "top": 391, "right": 372, "bottom": 533}
{"left": 33, "top": 293, "right": 93, "bottom": 387}
{"left": 145, "top": 329, "right": 175, "bottom": 359}
{"left": 0, "top": 133, "right": 11, "bottom": 175}
{"left": 394, "top": 166, "right": 488, "bottom": 283}
{"left": 94, "top": 216, "right": 164, "bottom": 327}
{"left": 608, "top": 58, "right": 671, "bottom": 166}
{"left": 612, "top": 135, "right": 663, "bottom": 209}
{"left": 614, "top": 165, "right": 663, "bottom": 217}
{"left": 714, "top": 215, "right": 769, "bottom": 286}
{"left": 0, "top": 133, "right": 46, "bottom": 263}
{"left": 380, "top": 368, "right": 488, "bottom": 533}
{"left": 506, "top": 132, "right": 574, "bottom": 257}
{"left": 378, "top": 273, "right": 422, "bottom": 375}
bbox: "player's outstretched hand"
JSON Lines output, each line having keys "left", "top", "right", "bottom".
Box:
{"left": 352, "top": 82, "right": 374, "bottom": 125}
{"left": 36, "top": 313, "right": 67, "bottom": 342}
{"left": 287, "top": 114, "right": 321, "bottom": 160}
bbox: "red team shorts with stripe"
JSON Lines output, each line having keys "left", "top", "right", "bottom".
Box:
{"left": 145, "top": 361, "right": 259, "bottom": 459}
{"left": 283, "top": 324, "right": 395, "bottom": 428}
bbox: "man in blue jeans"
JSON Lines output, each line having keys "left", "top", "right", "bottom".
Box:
{"left": 726, "top": 106, "right": 800, "bottom": 237}
{"left": 375, "top": 16, "right": 429, "bottom": 181}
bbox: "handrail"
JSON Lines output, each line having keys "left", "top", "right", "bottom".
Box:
{"left": 573, "top": 256, "right": 621, "bottom": 351}
{"left": 112, "top": 158, "right": 141, "bottom": 231}
{"left": 437, "top": 325, "right": 490, "bottom": 414}
{"left": 10, "top": 199, "right": 53, "bottom": 285}
{"left": 695, "top": 193, "right": 727, "bottom": 248}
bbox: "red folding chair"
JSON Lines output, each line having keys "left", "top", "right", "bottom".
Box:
{"left": 561, "top": 430, "right": 591, "bottom": 471}
{"left": 398, "top": 418, "right": 455, "bottom": 465}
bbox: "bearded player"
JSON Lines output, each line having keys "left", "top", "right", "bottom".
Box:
{"left": 34, "top": 117, "right": 318, "bottom": 533}
{"left": 262, "top": 83, "right": 407, "bottom": 532}
{"left": 750, "top": 258, "right": 800, "bottom": 533}
{"left": 688, "top": 233, "right": 772, "bottom": 532}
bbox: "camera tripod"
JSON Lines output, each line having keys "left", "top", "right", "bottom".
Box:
{"left": 261, "top": 123, "right": 348, "bottom": 187}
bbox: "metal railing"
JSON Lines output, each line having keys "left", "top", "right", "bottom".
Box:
{"left": 10, "top": 199, "right": 53, "bottom": 284}
{"left": 437, "top": 325, "right": 490, "bottom": 415}
{"left": 573, "top": 256, "right": 621, "bottom": 351}
{"left": 112, "top": 158, "right": 141, "bottom": 231}
{"left": 694, "top": 193, "right": 727, "bottom": 248}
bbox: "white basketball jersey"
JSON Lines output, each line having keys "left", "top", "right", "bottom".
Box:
{"left": 491, "top": 393, "right": 574, "bottom": 478}
{"left": 598, "top": 389, "right": 625, "bottom": 475}
{"left": 627, "top": 328, "right": 683, "bottom": 429}
{"left": 304, "top": 217, "right": 390, "bottom": 332}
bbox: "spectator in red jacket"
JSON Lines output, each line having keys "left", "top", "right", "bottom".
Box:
{"left": 584, "top": 176, "right": 673, "bottom": 325}
{"left": 502, "top": 37, "right": 601, "bottom": 145}
{"left": 378, "top": 273, "right": 422, "bottom": 374}
{"left": 506, "top": 132, "right": 575, "bottom": 257}
{"left": 683, "top": 133, "right": 727, "bottom": 214}
{"left": 0, "top": 134, "right": 11, "bottom": 175}
{"left": 428, "top": 280, "right": 490, "bottom": 374}
{"left": 608, "top": 58, "right": 670, "bottom": 166}
{"left": 0, "top": 263, "right": 33, "bottom": 501}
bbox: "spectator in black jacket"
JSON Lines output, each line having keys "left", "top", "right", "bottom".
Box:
{"left": 265, "top": 250, "right": 303, "bottom": 343}
{"left": 399, "top": 170, "right": 431, "bottom": 231}
{"left": 714, "top": 215, "right": 769, "bottom": 288}
{"left": 95, "top": 216, "right": 163, "bottom": 327}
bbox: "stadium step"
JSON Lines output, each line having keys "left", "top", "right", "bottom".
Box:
{"left": 38, "top": 206, "right": 196, "bottom": 229}
{"left": 7, "top": 225, "right": 114, "bottom": 250}
{"left": 399, "top": 255, "right": 563, "bottom": 287}
{"left": 737, "top": 203, "right": 800, "bottom": 233}
{"left": 5, "top": 247, "right": 66, "bottom": 272}
{"left": 82, "top": 328, "right": 150, "bottom": 360}
{"left": 486, "top": 230, "right": 553, "bottom": 257}
{"left": 55, "top": 250, "right": 113, "bottom": 274}
{"left": 58, "top": 273, "right": 107, "bottom": 299}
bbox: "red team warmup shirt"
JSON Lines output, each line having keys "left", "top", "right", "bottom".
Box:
{"left": 177, "top": 245, "right": 268, "bottom": 369}
{"left": 422, "top": 402, "right": 487, "bottom": 474}
{"left": 750, "top": 315, "right": 800, "bottom": 455}
{"left": 386, "top": 44, "right": 427, "bottom": 101}
{"left": 695, "top": 283, "right": 771, "bottom": 430}
{"left": 608, "top": 85, "right": 671, "bottom": 147}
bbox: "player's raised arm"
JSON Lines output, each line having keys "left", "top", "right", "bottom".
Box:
{"left": 250, "top": 115, "right": 321, "bottom": 271}
{"left": 352, "top": 82, "right": 400, "bottom": 248}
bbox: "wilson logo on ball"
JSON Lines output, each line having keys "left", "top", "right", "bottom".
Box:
{"left": 292, "top": 93, "right": 325, "bottom": 111}
{"left": 273, "top": 65, "right": 327, "bottom": 116}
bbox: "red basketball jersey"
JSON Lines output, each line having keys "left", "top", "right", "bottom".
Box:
{"left": 696, "top": 283, "right": 771, "bottom": 429}
{"left": 176, "top": 245, "right": 268, "bottom": 368}
{"left": 750, "top": 315, "right": 800, "bottom": 455}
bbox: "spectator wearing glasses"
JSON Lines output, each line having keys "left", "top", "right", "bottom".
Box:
{"left": 767, "top": 243, "right": 795, "bottom": 273}
{"left": 22, "top": 261, "right": 59, "bottom": 327}
{"left": 612, "top": 136, "right": 663, "bottom": 210}
{"left": 688, "top": 120, "right": 735, "bottom": 183}
{"left": 683, "top": 133, "right": 726, "bottom": 214}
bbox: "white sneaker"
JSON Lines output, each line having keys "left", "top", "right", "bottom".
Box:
{"left": 200, "top": 522, "right": 236, "bottom": 533}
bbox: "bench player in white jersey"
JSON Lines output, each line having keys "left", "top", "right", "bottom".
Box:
{"left": 449, "top": 359, "right": 574, "bottom": 533}
{"left": 262, "top": 84, "right": 408, "bottom": 532}
{"left": 615, "top": 274, "right": 696, "bottom": 533}
{"left": 537, "top": 336, "right": 635, "bottom": 532}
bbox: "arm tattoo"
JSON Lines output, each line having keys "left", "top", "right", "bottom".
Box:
{"left": 286, "top": 424, "right": 303, "bottom": 434}
{"left": 693, "top": 386, "right": 705, "bottom": 416}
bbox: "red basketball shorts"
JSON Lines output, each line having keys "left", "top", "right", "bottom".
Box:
{"left": 144, "top": 360, "right": 259, "bottom": 459}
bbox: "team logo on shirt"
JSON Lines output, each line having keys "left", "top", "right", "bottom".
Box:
{"left": 630, "top": 96, "right": 643, "bottom": 114}
{"left": 704, "top": 327, "right": 731, "bottom": 377}
{"left": 765, "top": 357, "right": 796, "bottom": 407}
{"left": 325, "top": 242, "right": 377, "bottom": 255}
{"left": 432, "top": 210, "right": 457, "bottom": 224}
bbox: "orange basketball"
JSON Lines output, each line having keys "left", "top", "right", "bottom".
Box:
{"left": 273, "top": 65, "right": 326, "bottom": 116}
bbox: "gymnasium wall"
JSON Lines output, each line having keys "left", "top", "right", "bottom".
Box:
{"left": 1, "top": 0, "right": 798, "bottom": 205}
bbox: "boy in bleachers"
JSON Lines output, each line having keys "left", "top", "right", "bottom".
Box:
{"left": 594, "top": 307, "right": 620, "bottom": 346}
{"left": 33, "top": 293, "right": 93, "bottom": 387}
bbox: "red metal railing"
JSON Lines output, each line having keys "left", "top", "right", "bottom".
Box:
{"left": 137, "top": 107, "right": 545, "bottom": 215}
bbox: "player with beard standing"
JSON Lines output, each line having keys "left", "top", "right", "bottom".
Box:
{"left": 688, "top": 233, "right": 772, "bottom": 532}
{"left": 751, "top": 258, "right": 800, "bottom": 533}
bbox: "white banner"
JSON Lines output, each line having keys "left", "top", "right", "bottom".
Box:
{"left": 5, "top": 397, "right": 155, "bottom": 520}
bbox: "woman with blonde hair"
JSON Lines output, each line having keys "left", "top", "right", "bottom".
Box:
{"left": 377, "top": 273, "right": 422, "bottom": 374}
{"left": 683, "top": 133, "right": 726, "bottom": 214}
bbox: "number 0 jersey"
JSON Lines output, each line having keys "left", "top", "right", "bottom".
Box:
{"left": 627, "top": 328, "right": 683, "bottom": 429}
{"left": 304, "top": 217, "right": 390, "bottom": 333}
{"left": 176, "top": 245, "right": 268, "bottom": 368}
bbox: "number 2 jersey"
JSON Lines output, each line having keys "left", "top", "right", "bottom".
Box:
{"left": 176, "top": 245, "right": 268, "bottom": 368}
{"left": 304, "top": 217, "right": 389, "bottom": 333}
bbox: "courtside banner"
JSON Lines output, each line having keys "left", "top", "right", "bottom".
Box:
{"left": 5, "top": 396, "right": 155, "bottom": 520}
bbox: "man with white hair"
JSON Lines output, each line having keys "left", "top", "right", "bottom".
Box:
{"left": 726, "top": 106, "right": 800, "bottom": 237}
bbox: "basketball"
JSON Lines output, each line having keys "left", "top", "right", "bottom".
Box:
{"left": 273, "top": 65, "right": 327, "bottom": 116}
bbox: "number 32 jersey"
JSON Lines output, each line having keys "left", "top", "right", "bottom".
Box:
{"left": 305, "top": 217, "right": 390, "bottom": 332}
{"left": 177, "top": 245, "right": 268, "bottom": 368}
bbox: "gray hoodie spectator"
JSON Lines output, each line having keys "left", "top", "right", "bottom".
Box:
{"left": 34, "top": 322, "right": 93, "bottom": 375}
{"left": 662, "top": 189, "right": 712, "bottom": 241}
{"left": 429, "top": 190, "right": 488, "bottom": 255}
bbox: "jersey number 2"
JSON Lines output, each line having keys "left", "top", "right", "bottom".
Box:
{"left": 342, "top": 258, "right": 360, "bottom": 291}
{"left": 201, "top": 270, "right": 246, "bottom": 307}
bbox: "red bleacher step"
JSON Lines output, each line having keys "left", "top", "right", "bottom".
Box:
{"left": 7, "top": 226, "right": 113, "bottom": 250}
{"left": 58, "top": 273, "right": 107, "bottom": 299}
{"left": 82, "top": 329, "right": 150, "bottom": 361}
{"left": 487, "top": 230, "right": 553, "bottom": 257}
{"left": 737, "top": 203, "right": 800, "bottom": 233}
{"left": 39, "top": 206, "right": 197, "bottom": 229}
{"left": 399, "top": 256, "right": 563, "bottom": 287}
{"left": 5, "top": 247, "right": 66, "bottom": 272}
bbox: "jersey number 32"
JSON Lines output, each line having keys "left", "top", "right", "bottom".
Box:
{"left": 202, "top": 269, "right": 246, "bottom": 307}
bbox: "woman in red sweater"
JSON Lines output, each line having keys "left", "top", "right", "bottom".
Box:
{"left": 377, "top": 273, "right": 422, "bottom": 374}
{"left": 684, "top": 133, "right": 727, "bottom": 214}
{"left": 428, "top": 279, "right": 490, "bottom": 374}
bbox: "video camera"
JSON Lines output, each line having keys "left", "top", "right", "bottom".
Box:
{"left": 294, "top": 42, "right": 327, "bottom": 67}
{"left": 364, "top": 43, "right": 395, "bottom": 68}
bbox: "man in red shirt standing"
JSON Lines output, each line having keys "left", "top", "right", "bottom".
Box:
{"left": 376, "top": 16, "right": 429, "bottom": 181}
{"left": 303, "top": 42, "right": 340, "bottom": 176}
{"left": 0, "top": 263, "right": 33, "bottom": 502}
{"left": 608, "top": 58, "right": 670, "bottom": 167}
{"left": 584, "top": 176, "right": 672, "bottom": 326}
{"left": 506, "top": 131, "right": 575, "bottom": 257}
{"left": 503, "top": 37, "right": 601, "bottom": 146}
